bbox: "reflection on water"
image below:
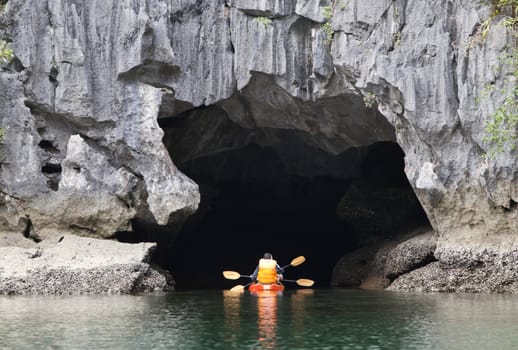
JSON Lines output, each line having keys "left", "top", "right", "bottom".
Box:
{"left": 223, "top": 290, "right": 241, "bottom": 345}
{"left": 222, "top": 289, "right": 314, "bottom": 350}
{"left": 2, "top": 290, "right": 518, "bottom": 349}
{"left": 255, "top": 291, "right": 279, "bottom": 349}
{"left": 290, "top": 289, "right": 313, "bottom": 348}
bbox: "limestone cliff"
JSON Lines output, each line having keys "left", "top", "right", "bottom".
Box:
{"left": 0, "top": 0, "right": 517, "bottom": 292}
{"left": 0, "top": 0, "right": 200, "bottom": 238}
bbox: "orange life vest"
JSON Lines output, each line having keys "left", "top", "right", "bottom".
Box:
{"left": 257, "top": 258, "right": 278, "bottom": 284}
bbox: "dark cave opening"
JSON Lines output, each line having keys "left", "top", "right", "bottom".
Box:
{"left": 155, "top": 149, "right": 355, "bottom": 289}
{"left": 153, "top": 103, "right": 430, "bottom": 289}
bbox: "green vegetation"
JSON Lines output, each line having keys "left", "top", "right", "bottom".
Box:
{"left": 0, "top": 128, "right": 4, "bottom": 161}
{"left": 0, "top": 40, "right": 13, "bottom": 64}
{"left": 392, "top": 32, "right": 401, "bottom": 47}
{"left": 391, "top": 3, "right": 402, "bottom": 48}
{"left": 256, "top": 16, "right": 272, "bottom": 26}
{"left": 480, "top": 1, "right": 517, "bottom": 40}
{"left": 0, "top": 0, "right": 10, "bottom": 159}
{"left": 322, "top": 5, "right": 335, "bottom": 43}
{"left": 0, "top": 0, "right": 8, "bottom": 12}
{"left": 363, "top": 92, "right": 376, "bottom": 108}
{"left": 322, "top": 5, "right": 334, "bottom": 19}
{"left": 477, "top": 0, "right": 518, "bottom": 156}
{"left": 490, "top": 0, "right": 518, "bottom": 23}
{"left": 482, "top": 49, "right": 518, "bottom": 156}
{"left": 321, "top": 1, "right": 348, "bottom": 43}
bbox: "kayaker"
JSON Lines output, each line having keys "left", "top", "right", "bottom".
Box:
{"left": 251, "top": 253, "right": 284, "bottom": 284}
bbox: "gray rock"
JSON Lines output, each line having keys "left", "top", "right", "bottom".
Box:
{"left": 336, "top": 182, "right": 427, "bottom": 242}
{"left": 331, "top": 243, "right": 383, "bottom": 287}
{"left": 388, "top": 243, "right": 518, "bottom": 293}
{"left": 0, "top": 234, "right": 172, "bottom": 295}
{"left": 384, "top": 232, "right": 437, "bottom": 280}
{"left": 0, "top": 0, "right": 517, "bottom": 292}
{"left": 387, "top": 260, "right": 518, "bottom": 293}
{"left": 0, "top": 1, "right": 200, "bottom": 239}
{"left": 232, "top": 0, "right": 296, "bottom": 17}
{"left": 332, "top": 230, "right": 437, "bottom": 289}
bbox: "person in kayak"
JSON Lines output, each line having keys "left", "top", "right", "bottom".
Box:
{"left": 251, "top": 253, "right": 284, "bottom": 284}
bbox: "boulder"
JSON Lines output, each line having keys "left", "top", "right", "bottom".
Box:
{"left": 332, "top": 229, "right": 437, "bottom": 289}
{"left": 0, "top": 234, "right": 172, "bottom": 295}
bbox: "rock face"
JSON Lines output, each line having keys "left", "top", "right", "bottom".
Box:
{"left": 0, "top": 235, "right": 172, "bottom": 295}
{"left": 0, "top": 1, "right": 200, "bottom": 239}
{"left": 0, "top": 0, "right": 517, "bottom": 292}
{"left": 388, "top": 240, "right": 518, "bottom": 293}
{"left": 331, "top": 230, "right": 437, "bottom": 289}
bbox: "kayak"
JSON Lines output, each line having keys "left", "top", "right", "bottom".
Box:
{"left": 249, "top": 283, "right": 285, "bottom": 292}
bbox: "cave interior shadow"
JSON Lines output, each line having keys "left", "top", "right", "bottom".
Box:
{"left": 152, "top": 141, "right": 429, "bottom": 290}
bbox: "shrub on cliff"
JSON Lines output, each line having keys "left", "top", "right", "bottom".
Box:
{"left": 0, "top": 40, "right": 13, "bottom": 64}
{"left": 477, "top": 0, "right": 518, "bottom": 156}
{"left": 0, "top": 128, "right": 4, "bottom": 161}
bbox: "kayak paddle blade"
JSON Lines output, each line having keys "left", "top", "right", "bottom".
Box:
{"left": 230, "top": 285, "right": 245, "bottom": 292}
{"left": 296, "top": 279, "right": 314, "bottom": 287}
{"left": 223, "top": 271, "right": 241, "bottom": 280}
{"left": 291, "top": 256, "right": 306, "bottom": 267}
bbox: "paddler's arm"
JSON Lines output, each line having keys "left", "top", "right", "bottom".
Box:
{"left": 251, "top": 265, "right": 259, "bottom": 281}
{"left": 276, "top": 264, "right": 284, "bottom": 281}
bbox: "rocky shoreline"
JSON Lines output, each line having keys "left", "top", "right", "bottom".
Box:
{"left": 1, "top": 0, "right": 517, "bottom": 294}
{"left": 388, "top": 242, "right": 518, "bottom": 293}
{"left": 332, "top": 230, "right": 518, "bottom": 293}
{"left": 0, "top": 234, "right": 172, "bottom": 295}
{"left": 4, "top": 229, "right": 518, "bottom": 295}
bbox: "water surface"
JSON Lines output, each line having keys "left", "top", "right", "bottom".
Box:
{"left": 1, "top": 289, "right": 518, "bottom": 349}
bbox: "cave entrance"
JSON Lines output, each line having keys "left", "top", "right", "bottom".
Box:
{"left": 155, "top": 82, "right": 430, "bottom": 290}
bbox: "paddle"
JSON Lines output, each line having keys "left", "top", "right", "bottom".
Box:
{"left": 229, "top": 285, "right": 245, "bottom": 292}
{"left": 229, "top": 282, "right": 253, "bottom": 293}
{"left": 223, "top": 271, "right": 250, "bottom": 280}
{"left": 224, "top": 255, "right": 309, "bottom": 292}
{"left": 280, "top": 256, "right": 305, "bottom": 270}
{"left": 230, "top": 279, "right": 314, "bottom": 292}
{"left": 283, "top": 278, "right": 314, "bottom": 287}
{"left": 223, "top": 256, "right": 305, "bottom": 280}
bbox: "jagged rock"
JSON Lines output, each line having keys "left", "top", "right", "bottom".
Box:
{"left": 0, "top": 231, "right": 38, "bottom": 249}
{"left": 331, "top": 240, "right": 395, "bottom": 289}
{"left": 387, "top": 260, "right": 518, "bottom": 293}
{"left": 336, "top": 182, "right": 427, "bottom": 242}
{"left": 0, "top": 1, "right": 200, "bottom": 239}
{"left": 383, "top": 232, "right": 437, "bottom": 280}
{"left": 331, "top": 244, "right": 383, "bottom": 287}
{"left": 331, "top": 230, "right": 437, "bottom": 289}
{"left": 0, "top": 0, "right": 517, "bottom": 292}
{"left": 0, "top": 234, "right": 172, "bottom": 295}
{"left": 388, "top": 241, "right": 518, "bottom": 293}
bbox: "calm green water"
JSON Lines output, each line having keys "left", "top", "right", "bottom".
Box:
{"left": 1, "top": 289, "right": 518, "bottom": 349}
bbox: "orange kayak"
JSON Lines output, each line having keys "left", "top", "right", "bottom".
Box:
{"left": 249, "top": 283, "right": 285, "bottom": 292}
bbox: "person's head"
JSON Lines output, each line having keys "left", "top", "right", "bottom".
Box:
{"left": 263, "top": 252, "right": 272, "bottom": 259}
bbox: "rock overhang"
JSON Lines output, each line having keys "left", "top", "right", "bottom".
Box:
{"left": 0, "top": 0, "right": 517, "bottom": 292}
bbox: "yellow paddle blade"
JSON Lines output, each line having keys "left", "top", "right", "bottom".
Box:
{"left": 230, "top": 285, "right": 245, "bottom": 292}
{"left": 291, "top": 256, "right": 306, "bottom": 267}
{"left": 296, "top": 278, "right": 314, "bottom": 287}
{"left": 223, "top": 271, "right": 241, "bottom": 280}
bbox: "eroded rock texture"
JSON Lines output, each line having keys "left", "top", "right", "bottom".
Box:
{"left": 0, "top": 0, "right": 517, "bottom": 292}
{"left": 0, "top": 0, "right": 200, "bottom": 238}
{"left": 0, "top": 234, "right": 172, "bottom": 295}
{"left": 331, "top": 230, "right": 437, "bottom": 289}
